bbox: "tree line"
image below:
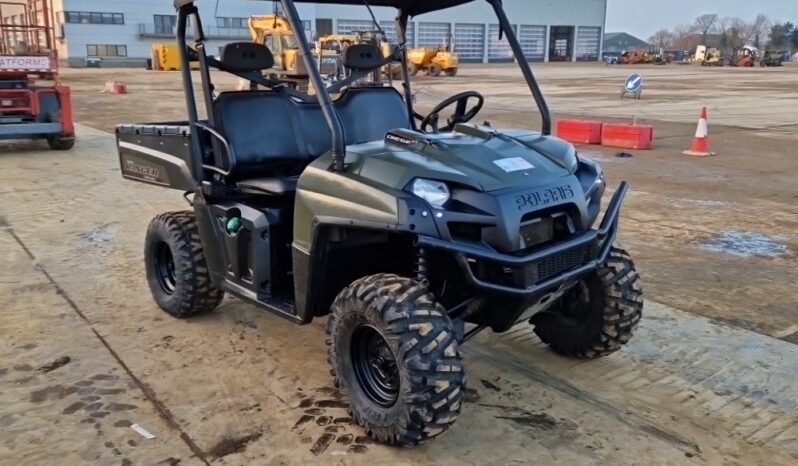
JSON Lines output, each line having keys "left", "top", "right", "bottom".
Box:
{"left": 648, "top": 14, "right": 798, "bottom": 52}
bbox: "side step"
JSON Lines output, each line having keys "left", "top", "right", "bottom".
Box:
{"left": 220, "top": 279, "right": 302, "bottom": 324}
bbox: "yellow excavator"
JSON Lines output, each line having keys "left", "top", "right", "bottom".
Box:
{"left": 248, "top": 14, "right": 309, "bottom": 78}
{"left": 249, "top": 14, "right": 353, "bottom": 86}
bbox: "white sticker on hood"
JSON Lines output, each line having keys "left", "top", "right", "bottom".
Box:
{"left": 493, "top": 157, "right": 535, "bottom": 172}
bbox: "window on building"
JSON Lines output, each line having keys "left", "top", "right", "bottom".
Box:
{"left": 86, "top": 44, "right": 127, "bottom": 57}
{"left": 216, "top": 17, "right": 247, "bottom": 29}
{"left": 64, "top": 11, "right": 124, "bottom": 25}
{"left": 154, "top": 14, "right": 176, "bottom": 34}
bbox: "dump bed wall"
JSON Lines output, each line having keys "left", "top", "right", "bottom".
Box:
{"left": 116, "top": 123, "right": 197, "bottom": 192}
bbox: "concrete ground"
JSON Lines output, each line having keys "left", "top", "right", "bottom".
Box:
{"left": 1, "top": 63, "right": 797, "bottom": 465}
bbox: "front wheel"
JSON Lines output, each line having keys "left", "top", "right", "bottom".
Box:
{"left": 445, "top": 67, "right": 458, "bottom": 77}
{"left": 408, "top": 63, "right": 420, "bottom": 76}
{"left": 327, "top": 274, "right": 464, "bottom": 446}
{"left": 428, "top": 63, "right": 443, "bottom": 77}
{"left": 531, "top": 246, "right": 643, "bottom": 358}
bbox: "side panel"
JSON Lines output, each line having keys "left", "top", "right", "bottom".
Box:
{"left": 196, "top": 196, "right": 307, "bottom": 323}
{"left": 292, "top": 155, "right": 403, "bottom": 251}
{"left": 292, "top": 153, "right": 437, "bottom": 321}
{"left": 116, "top": 125, "right": 196, "bottom": 191}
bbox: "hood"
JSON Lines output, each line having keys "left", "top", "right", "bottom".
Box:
{"left": 347, "top": 126, "right": 578, "bottom": 193}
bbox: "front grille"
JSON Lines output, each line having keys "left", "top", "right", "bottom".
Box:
{"left": 519, "top": 217, "right": 554, "bottom": 248}
{"left": 530, "top": 244, "right": 590, "bottom": 284}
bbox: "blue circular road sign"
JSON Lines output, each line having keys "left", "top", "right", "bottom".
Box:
{"left": 625, "top": 74, "right": 643, "bottom": 93}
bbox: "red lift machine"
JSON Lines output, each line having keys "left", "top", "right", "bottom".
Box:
{"left": 0, "top": 0, "right": 73, "bottom": 149}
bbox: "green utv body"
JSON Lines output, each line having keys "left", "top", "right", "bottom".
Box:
{"left": 116, "top": 0, "right": 643, "bottom": 446}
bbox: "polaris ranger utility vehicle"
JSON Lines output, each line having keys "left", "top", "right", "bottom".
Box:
{"left": 116, "top": 0, "right": 643, "bottom": 446}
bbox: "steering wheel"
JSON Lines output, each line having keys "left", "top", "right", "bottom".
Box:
{"left": 420, "top": 91, "right": 484, "bottom": 133}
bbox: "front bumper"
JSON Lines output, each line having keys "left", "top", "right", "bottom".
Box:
{"left": 416, "top": 182, "right": 628, "bottom": 298}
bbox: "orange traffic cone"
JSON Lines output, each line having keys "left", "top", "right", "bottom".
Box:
{"left": 683, "top": 107, "right": 716, "bottom": 156}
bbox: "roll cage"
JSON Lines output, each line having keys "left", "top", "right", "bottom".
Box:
{"left": 173, "top": 0, "right": 552, "bottom": 177}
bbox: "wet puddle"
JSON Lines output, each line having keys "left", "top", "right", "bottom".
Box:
{"left": 699, "top": 230, "right": 791, "bottom": 258}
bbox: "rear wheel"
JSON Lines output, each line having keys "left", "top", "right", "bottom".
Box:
{"left": 428, "top": 63, "right": 443, "bottom": 77}
{"left": 408, "top": 63, "right": 420, "bottom": 76}
{"left": 47, "top": 135, "right": 75, "bottom": 150}
{"left": 327, "top": 274, "right": 464, "bottom": 446}
{"left": 144, "top": 211, "right": 224, "bottom": 318}
{"left": 531, "top": 246, "right": 642, "bottom": 358}
{"left": 445, "top": 67, "right": 458, "bottom": 77}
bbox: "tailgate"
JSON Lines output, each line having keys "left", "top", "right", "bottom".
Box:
{"left": 116, "top": 123, "right": 197, "bottom": 191}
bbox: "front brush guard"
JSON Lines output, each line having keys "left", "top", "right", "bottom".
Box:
{"left": 416, "top": 182, "right": 629, "bottom": 298}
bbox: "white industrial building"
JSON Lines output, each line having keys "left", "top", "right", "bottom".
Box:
{"left": 45, "top": 0, "right": 606, "bottom": 67}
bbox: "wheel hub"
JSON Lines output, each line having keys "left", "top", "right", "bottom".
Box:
{"left": 154, "top": 242, "right": 176, "bottom": 295}
{"left": 558, "top": 280, "right": 593, "bottom": 325}
{"left": 351, "top": 326, "right": 399, "bottom": 408}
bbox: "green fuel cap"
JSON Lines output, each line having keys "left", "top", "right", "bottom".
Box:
{"left": 226, "top": 217, "right": 242, "bottom": 234}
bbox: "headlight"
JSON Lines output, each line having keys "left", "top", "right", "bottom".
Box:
{"left": 410, "top": 178, "right": 451, "bottom": 208}
{"left": 577, "top": 155, "right": 604, "bottom": 199}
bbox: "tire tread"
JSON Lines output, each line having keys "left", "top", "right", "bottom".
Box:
{"left": 535, "top": 246, "right": 643, "bottom": 359}
{"left": 326, "top": 274, "right": 464, "bottom": 446}
{"left": 146, "top": 211, "right": 223, "bottom": 317}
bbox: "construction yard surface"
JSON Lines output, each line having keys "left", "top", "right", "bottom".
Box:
{"left": 1, "top": 63, "right": 797, "bottom": 465}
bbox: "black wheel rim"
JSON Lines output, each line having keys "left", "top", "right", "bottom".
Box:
{"left": 557, "top": 280, "right": 593, "bottom": 327}
{"left": 351, "top": 326, "right": 399, "bottom": 408}
{"left": 154, "top": 241, "right": 176, "bottom": 295}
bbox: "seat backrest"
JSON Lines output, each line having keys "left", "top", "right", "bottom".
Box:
{"left": 336, "top": 88, "right": 411, "bottom": 146}
{"left": 219, "top": 42, "right": 274, "bottom": 72}
{"left": 341, "top": 43, "right": 384, "bottom": 70}
{"left": 213, "top": 87, "right": 409, "bottom": 178}
{"left": 213, "top": 92, "right": 303, "bottom": 173}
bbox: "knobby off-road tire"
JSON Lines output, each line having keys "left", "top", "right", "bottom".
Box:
{"left": 532, "top": 246, "right": 642, "bottom": 359}
{"left": 445, "top": 67, "right": 458, "bottom": 77}
{"left": 144, "top": 211, "right": 224, "bottom": 318}
{"left": 327, "top": 274, "right": 464, "bottom": 446}
{"left": 408, "top": 63, "right": 420, "bottom": 76}
{"left": 427, "top": 63, "right": 443, "bottom": 77}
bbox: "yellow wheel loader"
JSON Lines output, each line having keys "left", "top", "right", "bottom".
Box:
{"left": 407, "top": 33, "right": 459, "bottom": 77}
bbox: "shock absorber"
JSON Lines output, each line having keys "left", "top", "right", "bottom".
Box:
{"left": 415, "top": 247, "right": 430, "bottom": 287}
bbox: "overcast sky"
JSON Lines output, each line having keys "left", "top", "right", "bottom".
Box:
{"left": 606, "top": 0, "right": 798, "bottom": 40}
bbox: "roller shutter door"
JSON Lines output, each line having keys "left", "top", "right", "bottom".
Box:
{"left": 488, "top": 24, "right": 516, "bottom": 63}
{"left": 336, "top": 19, "right": 374, "bottom": 34}
{"left": 576, "top": 26, "right": 601, "bottom": 61}
{"left": 519, "top": 25, "right": 546, "bottom": 62}
{"left": 380, "top": 20, "right": 415, "bottom": 45}
{"left": 454, "top": 23, "right": 484, "bottom": 63}
{"left": 417, "top": 22, "right": 451, "bottom": 48}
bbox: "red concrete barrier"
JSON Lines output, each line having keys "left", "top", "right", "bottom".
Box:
{"left": 601, "top": 123, "right": 653, "bottom": 150}
{"left": 556, "top": 119, "right": 603, "bottom": 145}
